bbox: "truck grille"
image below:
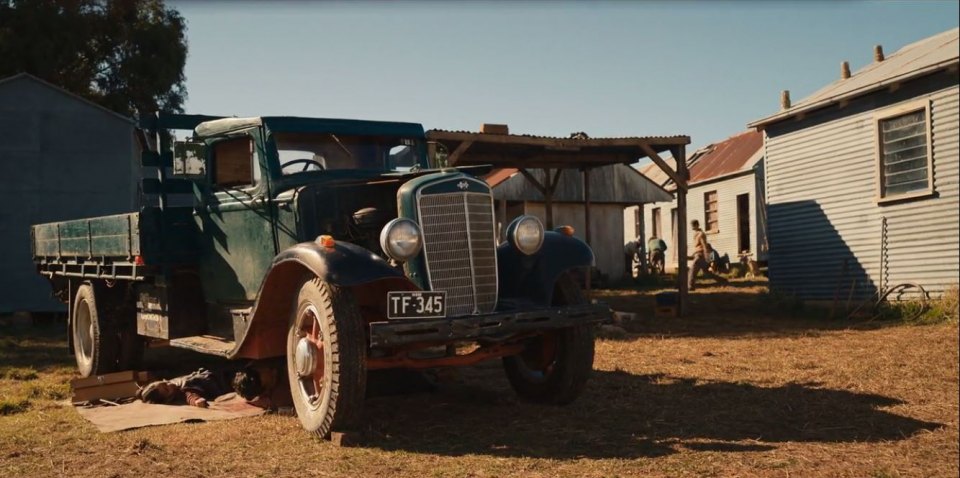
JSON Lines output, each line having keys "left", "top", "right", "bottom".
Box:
{"left": 418, "top": 192, "right": 498, "bottom": 316}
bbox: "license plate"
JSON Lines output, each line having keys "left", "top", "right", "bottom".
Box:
{"left": 387, "top": 291, "right": 446, "bottom": 319}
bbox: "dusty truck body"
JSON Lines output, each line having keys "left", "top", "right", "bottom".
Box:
{"left": 32, "top": 113, "right": 610, "bottom": 437}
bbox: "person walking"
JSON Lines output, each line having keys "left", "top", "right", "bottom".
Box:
{"left": 688, "top": 220, "right": 728, "bottom": 290}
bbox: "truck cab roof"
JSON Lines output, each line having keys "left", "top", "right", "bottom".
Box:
{"left": 194, "top": 116, "right": 426, "bottom": 139}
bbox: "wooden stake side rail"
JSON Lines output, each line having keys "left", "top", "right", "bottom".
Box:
{"left": 35, "top": 256, "right": 146, "bottom": 281}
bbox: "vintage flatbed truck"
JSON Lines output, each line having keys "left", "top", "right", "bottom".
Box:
{"left": 31, "top": 113, "right": 610, "bottom": 437}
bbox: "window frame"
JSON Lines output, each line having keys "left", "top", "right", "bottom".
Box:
{"left": 703, "top": 190, "right": 719, "bottom": 234}
{"left": 875, "top": 99, "right": 935, "bottom": 204}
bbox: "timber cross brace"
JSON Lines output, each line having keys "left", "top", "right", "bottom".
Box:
{"left": 424, "top": 128, "right": 692, "bottom": 315}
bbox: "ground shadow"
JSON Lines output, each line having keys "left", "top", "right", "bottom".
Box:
{"left": 596, "top": 287, "right": 897, "bottom": 340}
{"left": 361, "top": 365, "right": 943, "bottom": 459}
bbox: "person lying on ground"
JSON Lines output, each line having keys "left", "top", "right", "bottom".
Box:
{"left": 138, "top": 368, "right": 244, "bottom": 408}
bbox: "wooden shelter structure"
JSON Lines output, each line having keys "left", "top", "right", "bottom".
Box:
{"left": 426, "top": 128, "right": 693, "bottom": 315}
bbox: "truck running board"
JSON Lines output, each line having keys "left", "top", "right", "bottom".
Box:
{"left": 168, "top": 335, "right": 235, "bottom": 357}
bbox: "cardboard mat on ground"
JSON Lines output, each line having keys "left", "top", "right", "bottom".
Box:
{"left": 71, "top": 371, "right": 265, "bottom": 433}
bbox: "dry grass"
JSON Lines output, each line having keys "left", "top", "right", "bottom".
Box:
{"left": 2, "top": 280, "right": 958, "bottom": 477}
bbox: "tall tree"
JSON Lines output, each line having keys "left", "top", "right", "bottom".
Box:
{"left": 0, "top": 0, "right": 188, "bottom": 115}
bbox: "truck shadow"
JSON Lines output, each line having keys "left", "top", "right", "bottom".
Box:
{"left": 362, "top": 366, "right": 942, "bottom": 459}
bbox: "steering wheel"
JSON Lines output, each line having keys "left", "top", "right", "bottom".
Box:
{"left": 283, "top": 158, "right": 325, "bottom": 172}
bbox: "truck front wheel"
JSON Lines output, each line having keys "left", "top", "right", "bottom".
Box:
{"left": 502, "top": 273, "right": 596, "bottom": 404}
{"left": 286, "top": 277, "right": 367, "bottom": 438}
{"left": 72, "top": 283, "right": 120, "bottom": 378}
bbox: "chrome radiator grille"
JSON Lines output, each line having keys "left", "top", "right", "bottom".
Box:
{"left": 418, "top": 192, "right": 498, "bottom": 316}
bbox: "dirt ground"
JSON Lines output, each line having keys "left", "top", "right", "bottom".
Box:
{"left": 1, "top": 280, "right": 958, "bottom": 478}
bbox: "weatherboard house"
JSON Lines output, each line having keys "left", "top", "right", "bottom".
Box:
{"left": 625, "top": 129, "right": 767, "bottom": 273}
{"left": 0, "top": 73, "right": 138, "bottom": 313}
{"left": 749, "top": 27, "right": 959, "bottom": 300}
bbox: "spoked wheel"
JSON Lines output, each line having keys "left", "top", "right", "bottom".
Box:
{"left": 503, "top": 273, "right": 595, "bottom": 404}
{"left": 286, "top": 278, "right": 366, "bottom": 438}
{"left": 72, "top": 283, "right": 119, "bottom": 378}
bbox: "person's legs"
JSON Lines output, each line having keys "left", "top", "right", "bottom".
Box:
{"left": 688, "top": 255, "right": 706, "bottom": 290}
{"left": 700, "top": 259, "right": 729, "bottom": 285}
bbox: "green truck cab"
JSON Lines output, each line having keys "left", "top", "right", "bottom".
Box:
{"left": 31, "top": 113, "right": 610, "bottom": 438}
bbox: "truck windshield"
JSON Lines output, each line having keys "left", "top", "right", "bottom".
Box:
{"left": 273, "top": 132, "right": 422, "bottom": 175}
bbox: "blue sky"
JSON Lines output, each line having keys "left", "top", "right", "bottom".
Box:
{"left": 171, "top": 1, "right": 958, "bottom": 151}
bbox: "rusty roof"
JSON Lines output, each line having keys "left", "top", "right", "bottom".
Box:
{"left": 641, "top": 130, "right": 763, "bottom": 190}
{"left": 426, "top": 129, "right": 690, "bottom": 169}
{"left": 483, "top": 168, "right": 519, "bottom": 187}
{"left": 428, "top": 129, "right": 688, "bottom": 142}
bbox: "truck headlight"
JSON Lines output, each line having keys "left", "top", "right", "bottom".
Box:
{"left": 507, "top": 215, "right": 544, "bottom": 255}
{"left": 380, "top": 218, "right": 422, "bottom": 261}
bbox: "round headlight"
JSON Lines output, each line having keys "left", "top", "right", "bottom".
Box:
{"left": 507, "top": 215, "right": 544, "bottom": 255}
{"left": 380, "top": 218, "right": 422, "bottom": 261}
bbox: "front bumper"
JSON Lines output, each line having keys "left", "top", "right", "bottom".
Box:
{"left": 368, "top": 303, "right": 612, "bottom": 348}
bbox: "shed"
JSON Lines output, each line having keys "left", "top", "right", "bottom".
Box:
{"left": 485, "top": 165, "right": 672, "bottom": 283}
{"left": 0, "top": 73, "right": 138, "bottom": 313}
{"left": 749, "top": 28, "right": 959, "bottom": 300}
{"left": 426, "top": 128, "right": 696, "bottom": 312}
{"left": 627, "top": 130, "right": 766, "bottom": 272}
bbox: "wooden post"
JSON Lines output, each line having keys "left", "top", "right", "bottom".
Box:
{"left": 637, "top": 203, "right": 647, "bottom": 276}
{"left": 544, "top": 168, "right": 554, "bottom": 229}
{"left": 498, "top": 198, "right": 507, "bottom": 242}
{"left": 673, "top": 145, "right": 689, "bottom": 316}
{"left": 583, "top": 168, "right": 592, "bottom": 291}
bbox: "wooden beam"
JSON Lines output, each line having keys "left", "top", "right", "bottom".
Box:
{"left": 446, "top": 140, "right": 474, "bottom": 165}
{"left": 672, "top": 145, "right": 689, "bottom": 317}
{"left": 458, "top": 154, "right": 638, "bottom": 168}
{"left": 544, "top": 168, "right": 555, "bottom": 229}
{"left": 639, "top": 143, "right": 687, "bottom": 191}
{"left": 426, "top": 130, "right": 690, "bottom": 149}
{"left": 583, "top": 168, "right": 592, "bottom": 291}
{"left": 518, "top": 168, "right": 547, "bottom": 194}
{"left": 549, "top": 168, "right": 563, "bottom": 194}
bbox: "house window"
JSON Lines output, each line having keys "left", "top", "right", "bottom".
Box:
{"left": 703, "top": 191, "right": 719, "bottom": 233}
{"left": 877, "top": 101, "right": 933, "bottom": 200}
{"left": 651, "top": 207, "right": 662, "bottom": 238}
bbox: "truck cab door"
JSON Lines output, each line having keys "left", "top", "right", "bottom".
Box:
{"left": 194, "top": 133, "right": 277, "bottom": 305}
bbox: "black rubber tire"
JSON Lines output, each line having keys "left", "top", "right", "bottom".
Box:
{"left": 502, "top": 273, "right": 596, "bottom": 404}
{"left": 286, "top": 277, "right": 367, "bottom": 438}
{"left": 72, "top": 283, "right": 121, "bottom": 378}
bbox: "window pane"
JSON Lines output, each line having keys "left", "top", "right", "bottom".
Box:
{"left": 885, "top": 158, "right": 928, "bottom": 174}
{"left": 881, "top": 111, "right": 924, "bottom": 131}
{"left": 880, "top": 109, "right": 929, "bottom": 197}
{"left": 886, "top": 180, "right": 928, "bottom": 196}
{"left": 886, "top": 168, "right": 928, "bottom": 186}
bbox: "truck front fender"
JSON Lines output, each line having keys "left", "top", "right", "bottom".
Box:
{"left": 497, "top": 231, "right": 595, "bottom": 306}
{"left": 231, "top": 240, "right": 411, "bottom": 359}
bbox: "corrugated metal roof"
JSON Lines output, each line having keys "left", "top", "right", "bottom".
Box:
{"left": 0, "top": 73, "right": 134, "bottom": 124}
{"left": 688, "top": 130, "right": 763, "bottom": 183}
{"left": 639, "top": 157, "right": 676, "bottom": 187}
{"left": 483, "top": 168, "right": 519, "bottom": 187}
{"left": 750, "top": 27, "right": 959, "bottom": 128}
{"left": 427, "top": 129, "right": 687, "bottom": 142}
{"left": 639, "top": 129, "right": 763, "bottom": 190}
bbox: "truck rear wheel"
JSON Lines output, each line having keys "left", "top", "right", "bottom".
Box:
{"left": 72, "top": 283, "right": 120, "bottom": 378}
{"left": 502, "top": 273, "right": 595, "bottom": 404}
{"left": 286, "top": 277, "right": 366, "bottom": 438}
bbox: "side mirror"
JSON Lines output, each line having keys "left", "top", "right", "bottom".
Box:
{"left": 173, "top": 140, "right": 207, "bottom": 177}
